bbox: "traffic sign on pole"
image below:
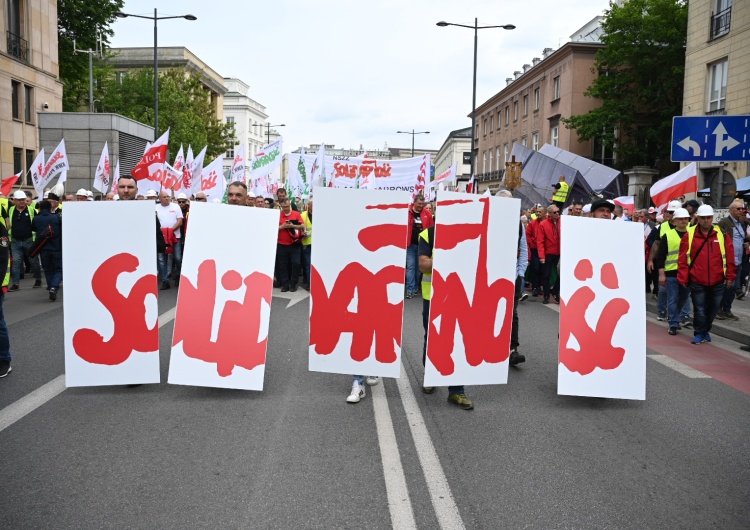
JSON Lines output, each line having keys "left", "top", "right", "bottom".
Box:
{"left": 671, "top": 116, "right": 749, "bottom": 162}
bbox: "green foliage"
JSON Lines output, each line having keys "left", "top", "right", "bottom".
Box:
{"left": 562, "top": 0, "right": 688, "bottom": 171}
{"left": 58, "top": 0, "right": 124, "bottom": 112}
{"left": 100, "top": 68, "right": 235, "bottom": 159}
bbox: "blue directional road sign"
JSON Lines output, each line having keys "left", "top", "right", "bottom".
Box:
{"left": 671, "top": 115, "right": 749, "bottom": 162}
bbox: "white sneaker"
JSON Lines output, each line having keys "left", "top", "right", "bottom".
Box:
{"left": 366, "top": 376, "right": 379, "bottom": 386}
{"left": 346, "top": 382, "right": 366, "bottom": 403}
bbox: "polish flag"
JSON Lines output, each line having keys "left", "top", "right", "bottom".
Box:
{"left": 650, "top": 162, "right": 697, "bottom": 211}
{"left": 1, "top": 172, "right": 21, "bottom": 197}
{"left": 132, "top": 129, "right": 170, "bottom": 182}
{"left": 466, "top": 175, "right": 475, "bottom": 194}
{"left": 92, "top": 142, "right": 111, "bottom": 194}
{"left": 613, "top": 195, "right": 634, "bottom": 214}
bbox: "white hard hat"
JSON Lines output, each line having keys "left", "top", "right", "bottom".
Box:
{"left": 113, "top": 195, "right": 120, "bottom": 201}
{"left": 86, "top": 190, "right": 93, "bottom": 197}
{"left": 672, "top": 208, "right": 690, "bottom": 219}
{"left": 12, "top": 190, "right": 26, "bottom": 200}
{"left": 176, "top": 192, "right": 188, "bottom": 200}
{"left": 582, "top": 204, "right": 592, "bottom": 214}
{"left": 666, "top": 200, "right": 682, "bottom": 212}
{"left": 696, "top": 204, "right": 714, "bottom": 217}
{"left": 146, "top": 189, "right": 158, "bottom": 198}
{"left": 76, "top": 188, "right": 87, "bottom": 196}
{"left": 247, "top": 191, "right": 256, "bottom": 198}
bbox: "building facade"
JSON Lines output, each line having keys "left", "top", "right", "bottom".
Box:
{"left": 222, "top": 78, "right": 269, "bottom": 172}
{"left": 473, "top": 19, "right": 605, "bottom": 192}
{"left": 0, "top": 0, "right": 63, "bottom": 188}
{"left": 682, "top": 0, "right": 748, "bottom": 207}
{"left": 434, "top": 127, "right": 471, "bottom": 191}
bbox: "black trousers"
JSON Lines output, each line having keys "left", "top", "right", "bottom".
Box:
{"left": 542, "top": 254, "right": 560, "bottom": 299}
{"left": 276, "top": 243, "right": 301, "bottom": 287}
{"left": 511, "top": 276, "right": 521, "bottom": 351}
{"left": 529, "top": 248, "right": 541, "bottom": 290}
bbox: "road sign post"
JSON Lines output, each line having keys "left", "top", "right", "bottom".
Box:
{"left": 671, "top": 116, "right": 749, "bottom": 162}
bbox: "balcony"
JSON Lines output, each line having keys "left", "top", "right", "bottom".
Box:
{"left": 710, "top": 7, "right": 731, "bottom": 40}
{"left": 6, "top": 31, "right": 28, "bottom": 62}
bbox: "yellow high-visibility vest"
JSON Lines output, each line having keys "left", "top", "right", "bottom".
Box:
{"left": 686, "top": 225, "right": 726, "bottom": 274}
{"left": 552, "top": 181, "right": 569, "bottom": 203}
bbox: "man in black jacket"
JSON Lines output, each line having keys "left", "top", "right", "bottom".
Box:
{"left": 116, "top": 176, "right": 166, "bottom": 254}
{"left": 0, "top": 220, "right": 11, "bottom": 377}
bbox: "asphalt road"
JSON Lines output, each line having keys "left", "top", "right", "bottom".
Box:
{"left": 1, "top": 276, "right": 749, "bottom": 529}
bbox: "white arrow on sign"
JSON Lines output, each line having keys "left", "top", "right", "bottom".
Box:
{"left": 713, "top": 122, "right": 740, "bottom": 157}
{"left": 677, "top": 136, "right": 701, "bottom": 156}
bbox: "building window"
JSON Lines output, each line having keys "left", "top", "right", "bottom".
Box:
{"left": 226, "top": 146, "right": 234, "bottom": 158}
{"left": 11, "top": 80, "right": 21, "bottom": 120}
{"left": 497, "top": 147, "right": 502, "bottom": 169}
{"left": 503, "top": 143, "right": 509, "bottom": 163}
{"left": 483, "top": 119, "right": 488, "bottom": 135}
{"left": 496, "top": 109, "right": 501, "bottom": 129}
{"left": 489, "top": 115, "right": 494, "bottom": 131}
{"left": 482, "top": 151, "right": 487, "bottom": 174}
{"left": 115, "top": 72, "right": 126, "bottom": 84}
{"left": 521, "top": 136, "right": 527, "bottom": 147}
{"left": 553, "top": 77, "right": 560, "bottom": 100}
{"left": 489, "top": 149, "right": 493, "bottom": 173}
{"left": 513, "top": 101, "right": 518, "bottom": 122}
{"left": 226, "top": 116, "right": 235, "bottom": 126}
{"left": 13, "top": 147, "right": 23, "bottom": 175}
{"left": 505, "top": 106, "right": 510, "bottom": 126}
{"left": 711, "top": 0, "right": 732, "bottom": 40}
{"left": 25, "top": 149, "right": 34, "bottom": 175}
{"left": 532, "top": 132, "right": 539, "bottom": 151}
{"left": 593, "top": 134, "right": 615, "bottom": 168}
{"left": 551, "top": 125, "right": 559, "bottom": 147}
{"left": 24, "top": 85, "right": 33, "bottom": 123}
{"left": 534, "top": 88, "right": 540, "bottom": 110}
{"left": 6, "top": 0, "right": 28, "bottom": 62}
{"left": 708, "top": 59, "right": 728, "bottom": 112}
{"left": 523, "top": 95, "right": 528, "bottom": 116}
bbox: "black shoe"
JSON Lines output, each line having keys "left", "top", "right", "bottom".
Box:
{"left": 532, "top": 289, "right": 541, "bottom": 297}
{"left": 273, "top": 280, "right": 281, "bottom": 288}
{"left": 126, "top": 384, "right": 142, "bottom": 388}
{"left": 509, "top": 350, "right": 526, "bottom": 366}
{"left": 290, "top": 284, "right": 298, "bottom": 292}
{"left": 281, "top": 285, "right": 289, "bottom": 292}
{"left": 553, "top": 295, "right": 560, "bottom": 304}
{"left": 49, "top": 288, "right": 57, "bottom": 302}
{"left": 0, "top": 360, "right": 11, "bottom": 378}
{"left": 160, "top": 281, "right": 170, "bottom": 291}
{"left": 7, "top": 284, "right": 18, "bottom": 292}
{"left": 33, "top": 279, "right": 42, "bottom": 288}
{"left": 542, "top": 298, "right": 549, "bottom": 304}
{"left": 422, "top": 386, "right": 436, "bottom": 394}
{"left": 519, "top": 293, "right": 529, "bottom": 302}
{"left": 668, "top": 327, "right": 678, "bottom": 335}
{"left": 301, "top": 283, "right": 310, "bottom": 291}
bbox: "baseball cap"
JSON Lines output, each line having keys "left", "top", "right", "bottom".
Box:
{"left": 666, "top": 200, "right": 682, "bottom": 212}
{"left": 672, "top": 208, "right": 690, "bottom": 219}
{"left": 696, "top": 204, "right": 714, "bottom": 217}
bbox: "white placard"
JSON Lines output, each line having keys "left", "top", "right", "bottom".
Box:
{"left": 168, "top": 202, "right": 278, "bottom": 390}
{"left": 63, "top": 202, "right": 160, "bottom": 387}
{"left": 309, "top": 187, "right": 410, "bottom": 378}
{"left": 558, "top": 215, "right": 646, "bottom": 400}
{"left": 425, "top": 192, "right": 520, "bottom": 386}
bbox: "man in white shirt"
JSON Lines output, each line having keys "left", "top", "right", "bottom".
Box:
{"left": 156, "top": 191, "right": 183, "bottom": 290}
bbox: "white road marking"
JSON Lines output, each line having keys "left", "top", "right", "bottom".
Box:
{"left": 396, "top": 361, "right": 466, "bottom": 530}
{"left": 0, "top": 308, "right": 177, "bottom": 434}
{"left": 371, "top": 381, "right": 417, "bottom": 530}
{"left": 647, "top": 354, "right": 711, "bottom": 379}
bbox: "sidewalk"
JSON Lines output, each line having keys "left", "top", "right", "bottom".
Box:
{"left": 645, "top": 291, "right": 750, "bottom": 346}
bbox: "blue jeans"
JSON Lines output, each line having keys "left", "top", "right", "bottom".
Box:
{"left": 406, "top": 244, "right": 419, "bottom": 294}
{"left": 10, "top": 238, "right": 41, "bottom": 285}
{"left": 302, "top": 244, "right": 312, "bottom": 284}
{"left": 157, "top": 239, "right": 182, "bottom": 283}
{"left": 657, "top": 285, "right": 668, "bottom": 316}
{"left": 40, "top": 250, "right": 63, "bottom": 290}
{"left": 720, "top": 271, "right": 741, "bottom": 312}
{"left": 0, "top": 293, "right": 10, "bottom": 362}
{"left": 666, "top": 276, "right": 688, "bottom": 328}
{"left": 690, "top": 282, "right": 725, "bottom": 336}
{"left": 422, "top": 298, "right": 464, "bottom": 394}
{"left": 352, "top": 375, "right": 364, "bottom": 385}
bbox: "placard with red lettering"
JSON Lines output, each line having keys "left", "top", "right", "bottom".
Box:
{"left": 424, "top": 192, "right": 520, "bottom": 386}
{"left": 558, "top": 216, "right": 646, "bottom": 400}
{"left": 168, "top": 202, "right": 278, "bottom": 390}
{"left": 309, "top": 188, "right": 410, "bottom": 378}
{"left": 63, "top": 202, "right": 160, "bottom": 387}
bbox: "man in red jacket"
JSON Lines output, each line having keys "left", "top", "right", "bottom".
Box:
{"left": 405, "top": 194, "right": 434, "bottom": 299}
{"left": 527, "top": 205, "right": 546, "bottom": 295}
{"left": 678, "top": 204, "right": 736, "bottom": 345}
{"left": 536, "top": 204, "right": 561, "bottom": 304}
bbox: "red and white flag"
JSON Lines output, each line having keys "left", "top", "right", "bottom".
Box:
{"left": 231, "top": 144, "right": 246, "bottom": 184}
{"left": 427, "top": 163, "right": 457, "bottom": 190}
{"left": 199, "top": 156, "right": 226, "bottom": 203}
{"left": 93, "top": 142, "right": 111, "bottom": 194}
{"left": 1, "top": 171, "right": 22, "bottom": 197}
{"left": 466, "top": 175, "right": 475, "bottom": 194}
{"left": 39, "top": 139, "right": 70, "bottom": 194}
{"left": 161, "top": 163, "right": 182, "bottom": 195}
{"left": 132, "top": 129, "right": 170, "bottom": 194}
{"left": 181, "top": 145, "right": 194, "bottom": 193}
{"left": 191, "top": 146, "right": 207, "bottom": 195}
{"left": 650, "top": 162, "right": 697, "bottom": 212}
{"left": 28, "top": 149, "right": 46, "bottom": 196}
{"left": 613, "top": 195, "right": 634, "bottom": 214}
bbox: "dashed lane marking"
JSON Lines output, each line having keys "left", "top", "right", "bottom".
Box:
{"left": 647, "top": 354, "right": 712, "bottom": 379}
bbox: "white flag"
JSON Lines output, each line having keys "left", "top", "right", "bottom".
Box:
{"left": 310, "top": 143, "right": 327, "bottom": 189}
{"left": 173, "top": 145, "right": 185, "bottom": 173}
{"left": 191, "top": 146, "right": 207, "bottom": 194}
{"left": 28, "top": 149, "right": 46, "bottom": 196}
{"left": 39, "top": 139, "right": 70, "bottom": 193}
{"left": 181, "top": 145, "right": 194, "bottom": 193}
{"left": 427, "top": 163, "right": 458, "bottom": 189}
{"left": 231, "top": 144, "right": 246, "bottom": 183}
{"left": 249, "top": 138, "right": 283, "bottom": 182}
{"left": 200, "top": 155, "right": 227, "bottom": 203}
{"left": 93, "top": 142, "right": 111, "bottom": 194}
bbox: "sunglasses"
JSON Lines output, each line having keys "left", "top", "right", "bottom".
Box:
{"left": 194, "top": 198, "right": 207, "bottom": 201}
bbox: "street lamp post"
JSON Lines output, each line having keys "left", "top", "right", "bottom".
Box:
{"left": 437, "top": 19, "right": 515, "bottom": 185}
{"left": 396, "top": 129, "right": 430, "bottom": 157}
{"left": 265, "top": 123, "right": 285, "bottom": 144}
{"left": 115, "top": 9, "right": 197, "bottom": 141}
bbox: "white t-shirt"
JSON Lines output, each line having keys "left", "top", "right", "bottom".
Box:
{"left": 156, "top": 203, "right": 184, "bottom": 238}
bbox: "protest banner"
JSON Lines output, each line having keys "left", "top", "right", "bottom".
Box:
{"left": 309, "top": 187, "right": 410, "bottom": 378}
{"left": 39, "top": 139, "right": 70, "bottom": 194}
{"left": 249, "top": 138, "right": 283, "bottom": 182}
{"left": 92, "top": 142, "right": 111, "bottom": 194}
{"left": 558, "top": 216, "right": 646, "bottom": 400}
{"left": 63, "top": 202, "right": 160, "bottom": 387}
{"left": 424, "top": 191, "right": 520, "bottom": 386}
{"left": 169, "top": 202, "right": 278, "bottom": 390}
{"left": 231, "top": 144, "right": 246, "bottom": 183}
{"left": 199, "top": 156, "right": 227, "bottom": 203}
{"left": 132, "top": 129, "right": 170, "bottom": 196}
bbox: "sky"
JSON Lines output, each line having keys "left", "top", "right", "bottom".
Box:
{"left": 110, "top": 0, "right": 612, "bottom": 153}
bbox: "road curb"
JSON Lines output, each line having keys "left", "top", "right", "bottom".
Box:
{"left": 645, "top": 297, "right": 750, "bottom": 346}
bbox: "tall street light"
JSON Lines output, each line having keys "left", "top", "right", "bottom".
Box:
{"left": 265, "top": 123, "right": 285, "bottom": 144}
{"left": 115, "top": 9, "right": 197, "bottom": 141}
{"left": 437, "top": 19, "right": 515, "bottom": 183}
{"left": 397, "top": 129, "right": 430, "bottom": 157}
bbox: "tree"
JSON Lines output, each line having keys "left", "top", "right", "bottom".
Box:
{"left": 100, "top": 68, "right": 235, "bottom": 159}
{"left": 562, "top": 0, "right": 688, "bottom": 172}
{"left": 58, "top": 0, "right": 124, "bottom": 112}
